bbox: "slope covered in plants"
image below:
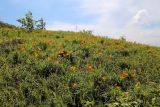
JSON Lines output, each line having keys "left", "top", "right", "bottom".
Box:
{"left": 0, "top": 24, "right": 160, "bottom": 107}
{"left": 0, "top": 21, "right": 16, "bottom": 28}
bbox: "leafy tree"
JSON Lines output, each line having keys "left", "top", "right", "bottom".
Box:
{"left": 36, "top": 18, "right": 46, "bottom": 30}
{"left": 17, "top": 11, "right": 35, "bottom": 32}
{"left": 17, "top": 11, "right": 46, "bottom": 32}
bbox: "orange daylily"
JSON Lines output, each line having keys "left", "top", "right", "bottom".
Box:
{"left": 21, "top": 47, "right": 26, "bottom": 53}
{"left": 38, "top": 47, "right": 42, "bottom": 51}
{"left": 55, "top": 61, "right": 60, "bottom": 65}
{"left": 120, "top": 71, "right": 129, "bottom": 80}
{"left": 47, "top": 57, "right": 52, "bottom": 62}
{"left": 34, "top": 52, "right": 38, "bottom": 57}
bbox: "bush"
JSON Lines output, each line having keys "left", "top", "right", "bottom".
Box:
{"left": 39, "top": 63, "right": 64, "bottom": 78}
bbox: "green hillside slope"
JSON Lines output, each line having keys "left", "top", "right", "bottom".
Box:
{"left": 0, "top": 21, "right": 16, "bottom": 28}
{"left": 0, "top": 23, "right": 160, "bottom": 107}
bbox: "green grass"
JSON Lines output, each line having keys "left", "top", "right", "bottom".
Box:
{"left": 0, "top": 23, "right": 160, "bottom": 107}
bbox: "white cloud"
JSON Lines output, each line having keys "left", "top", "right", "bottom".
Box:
{"left": 79, "top": 0, "right": 120, "bottom": 15}
{"left": 133, "top": 9, "right": 149, "bottom": 24}
{"left": 47, "top": 0, "right": 160, "bottom": 46}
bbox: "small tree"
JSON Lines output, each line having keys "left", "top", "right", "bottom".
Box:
{"left": 80, "top": 30, "right": 93, "bottom": 36}
{"left": 36, "top": 18, "right": 46, "bottom": 30}
{"left": 120, "top": 35, "right": 126, "bottom": 41}
{"left": 17, "top": 11, "right": 46, "bottom": 32}
{"left": 17, "top": 11, "right": 34, "bottom": 32}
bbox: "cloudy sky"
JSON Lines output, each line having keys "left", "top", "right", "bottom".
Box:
{"left": 1, "top": 0, "right": 160, "bottom": 46}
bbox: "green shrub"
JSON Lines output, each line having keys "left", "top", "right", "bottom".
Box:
{"left": 39, "top": 63, "right": 64, "bottom": 78}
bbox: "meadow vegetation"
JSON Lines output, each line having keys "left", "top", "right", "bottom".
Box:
{"left": 0, "top": 22, "right": 160, "bottom": 107}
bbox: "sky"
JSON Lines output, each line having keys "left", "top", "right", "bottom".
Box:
{"left": 0, "top": 0, "right": 160, "bottom": 46}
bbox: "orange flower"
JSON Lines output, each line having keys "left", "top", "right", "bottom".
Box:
{"left": 21, "top": 47, "right": 26, "bottom": 53}
{"left": 120, "top": 71, "right": 129, "bottom": 80}
{"left": 48, "top": 41, "right": 53, "bottom": 46}
{"left": 47, "top": 57, "right": 52, "bottom": 62}
{"left": 60, "top": 50, "right": 65, "bottom": 54}
{"left": 38, "top": 47, "right": 42, "bottom": 51}
{"left": 55, "top": 61, "right": 60, "bottom": 65}
{"left": 88, "top": 65, "right": 93, "bottom": 69}
{"left": 34, "top": 52, "right": 38, "bottom": 57}
{"left": 88, "top": 65, "right": 94, "bottom": 72}
{"left": 58, "top": 50, "right": 69, "bottom": 58}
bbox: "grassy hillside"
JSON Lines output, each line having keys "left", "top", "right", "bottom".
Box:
{"left": 0, "top": 21, "right": 16, "bottom": 28}
{"left": 0, "top": 24, "right": 160, "bottom": 107}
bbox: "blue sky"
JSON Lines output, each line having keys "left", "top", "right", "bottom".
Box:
{"left": 1, "top": 0, "right": 160, "bottom": 46}
{"left": 0, "top": 0, "right": 89, "bottom": 24}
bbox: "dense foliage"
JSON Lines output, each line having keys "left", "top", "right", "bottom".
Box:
{"left": 17, "top": 11, "right": 46, "bottom": 32}
{"left": 0, "top": 25, "right": 160, "bottom": 107}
